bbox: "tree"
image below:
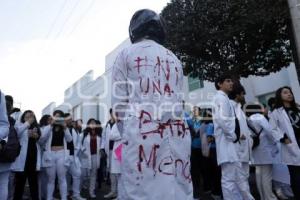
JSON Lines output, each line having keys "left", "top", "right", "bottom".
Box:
{"left": 161, "top": 0, "right": 293, "bottom": 81}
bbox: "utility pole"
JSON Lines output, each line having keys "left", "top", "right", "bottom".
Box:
{"left": 287, "top": 0, "right": 300, "bottom": 83}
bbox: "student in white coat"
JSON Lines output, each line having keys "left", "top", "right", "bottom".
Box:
{"left": 80, "top": 118, "right": 101, "bottom": 198}
{"left": 270, "top": 86, "right": 300, "bottom": 199}
{"left": 12, "top": 110, "right": 41, "bottom": 200}
{"left": 39, "top": 114, "right": 52, "bottom": 200}
{"left": 228, "top": 83, "right": 254, "bottom": 200}
{"left": 104, "top": 113, "right": 122, "bottom": 199}
{"left": 111, "top": 9, "right": 193, "bottom": 200}
{"left": 212, "top": 75, "right": 250, "bottom": 200}
{"left": 101, "top": 108, "right": 116, "bottom": 184}
{"left": 0, "top": 90, "right": 10, "bottom": 200}
{"left": 39, "top": 110, "right": 73, "bottom": 200}
{"left": 245, "top": 104, "right": 278, "bottom": 200}
{"left": 64, "top": 113, "right": 85, "bottom": 200}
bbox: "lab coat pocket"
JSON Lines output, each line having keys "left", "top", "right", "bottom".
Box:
{"left": 285, "top": 143, "right": 299, "bottom": 157}
{"left": 41, "top": 151, "right": 52, "bottom": 168}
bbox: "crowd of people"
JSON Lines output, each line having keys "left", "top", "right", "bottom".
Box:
{"left": 1, "top": 8, "right": 300, "bottom": 200}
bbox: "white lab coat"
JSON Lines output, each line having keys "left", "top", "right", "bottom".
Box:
{"left": 101, "top": 122, "right": 114, "bottom": 170}
{"left": 269, "top": 107, "right": 300, "bottom": 166}
{"left": 109, "top": 123, "right": 122, "bottom": 174}
{"left": 38, "top": 125, "right": 73, "bottom": 167}
{"left": 68, "top": 128, "right": 82, "bottom": 168}
{"left": 80, "top": 134, "right": 101, "bottom": 169}
{"left": 212, "top": 91, "right": 239, "bottom": 165}
{"left": 111, "top": 39, "right": 193, "bottom": 200}
{"left": 248, "top": 114, "right": 279, "bottom": 165}
{"left": 230, "top": 101, "right": 252, "bottom": 163}
{"left": 0, "top": 91, "right": 10, "bottom": 173}
{"left": 11, "top": 122, "right": 42, "bottom": 171}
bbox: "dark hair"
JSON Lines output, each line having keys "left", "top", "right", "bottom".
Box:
{"left": 5, "top": 95, "right": 13, "bottom": 113}
{"left": 245, "top": 104, "right": 264, "bottom": 117}
{"left": 21, "top": 110, "right": 41, "bottom": 134}
{"left": 109, "top": 108, "right": 113, "bottom": 114}
{"left": 64, "top": 113, "right": 71, "bottom": 118}
{"left": 274, "top": 86, "right": 299, "bottom": 112}
{"left": 228, "top": 83, "right": 246, "bottom": 100}
{"left": 39, "top": 114, "right": 51, "bottom": 127}
{"left": 11, "top": 108, "right": 21, "bottom": 114}
{"left": 53, "top": 110, "right": 64, "bottom": 117}
{"left": 95, "top": 120, "right": 103, "bottom": 137}
{"left": 202, "top": 108, "right": 213, "bottom": 124}
{"left": 214, "top": 74, "right": 232, "bottom": 90}
{"left": 82, "top": 118, "right": 99, "bottom": 144}
{"left": 267, "top": 97, "right": 276, "bottom": 111}
{"left": 5, "top": 95, "right": 13, "bottom": 104}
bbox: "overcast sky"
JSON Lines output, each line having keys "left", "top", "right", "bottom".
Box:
{"left": 0, "top": 0, "right": 170, "bottom": 119}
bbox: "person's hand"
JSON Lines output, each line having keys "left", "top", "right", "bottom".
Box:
{"left": 207, "top": 136, "right": 214, "bottom": 143}
{"left": 284, "top": 138, "right": 292, "bottom": 144}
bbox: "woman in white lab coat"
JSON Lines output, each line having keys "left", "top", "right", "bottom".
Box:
{"left": 104, "top": 120, "right": 122, "bottom": 199}
{"left": 270, "top": 86, "right": 300, "bottom": 199}
{"left": 80, "top": 118, "right": 101, "bottom": 198}
{"left": 12, "top": 110, "right": 42, "bottom": 200}
{"left": 39, "top": 110, "right": 73, "bottom": 200}
{"left": 245, "top": 104, "right": 278, "bottom": 200}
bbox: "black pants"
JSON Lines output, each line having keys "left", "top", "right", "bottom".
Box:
{"left": 288, "top": 165, "right": 300, "bottom": 200}
{"left": 207, "top": 148, "right": 222, "bottom": 196}
{"left": 14, "top": 170, "right": 39, "bottom": 200}
{"left": 191, "top": 148, "right": 210, "bottom": 198}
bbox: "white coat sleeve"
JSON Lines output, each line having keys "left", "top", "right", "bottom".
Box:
{"left": 111, "top": 50, "right": 128, "bottom": 132}
{"left": 100, "top": 127, "right": 106, "bottom": 149}
{"left": 64, "top": 128, "right": 73, "bottom": 142}
{"left": 258, "top": 116, "right": 278, "bottom": 143}
{"left": 38, "top": 125, "right": 52, "bottom": 145}
{"left": 14, "top": 122, "right": 30, "bottom": 137}
{"left": 269, "top": 111, "right": 285, "bottom": 142}
{"left": 0, "top": 92, "right": 9, "bottom": 140}
{"left": 214, "top": 96, "right": 236, "bottom": 142}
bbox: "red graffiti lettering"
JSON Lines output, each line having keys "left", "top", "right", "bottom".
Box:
{"left": 158, "top": 156, "right": 174, "bottom": 176}
{"left": 137, "top": 144, "right": 160, "bottom": 173}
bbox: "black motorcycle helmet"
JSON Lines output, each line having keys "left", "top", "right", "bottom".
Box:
{"left": 129, "top": 9, "right": 166, "bottom": 45}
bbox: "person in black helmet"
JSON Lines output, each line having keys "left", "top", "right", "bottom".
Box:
{"left": 111, "top": 9, "right": 193, "bottom": 200}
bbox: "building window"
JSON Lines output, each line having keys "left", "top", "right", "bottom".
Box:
{"left": 73, "top": 104, "right": 82, "bottom": 120}
{"left": 188, "top": 75, "right": 204, "bottom": 91}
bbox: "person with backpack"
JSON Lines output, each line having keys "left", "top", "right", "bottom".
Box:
{"left": 39, "top": 110, "right": 73, "bottom": 200}
{"left": 0, "top": 91, "right": 10, "bottom": 200}
{"left": 80, "top": 118, "right": 101, "bottom": 199}
{"left": 246, "top": 104, "right": 278, "bottom": 200}
{"left": 11, "top": 110, "right": 41, "bottom": 200}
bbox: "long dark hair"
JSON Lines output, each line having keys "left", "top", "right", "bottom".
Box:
{"left": 21, "top": 110, "right": 41, "bottom": 135}
{"left": 82, "top": 118, "right": 100, "bottom": 144}
{"left": 274, "top": 86, "right": 299, "bottom": 112}
{"left": 39, "top": 114, "right": 51, "bottom": 127}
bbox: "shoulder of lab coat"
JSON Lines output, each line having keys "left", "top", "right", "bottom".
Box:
{"left": 14, "top": 121, "right": 30, "bottom": 138}
{"left": 213, "top": 91, "right": 236, "bottom": 142}
{"left": 109, "top": 123, "right": 122, "bottom": 141}
{"left": 0, "top": 91, "right": 9, "bottom": 140}
{"left": 251, "top": 114, "right": 277, "bottom": 144}
{"left": 269, "top": 108, "right": 285, "bottom": 141}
